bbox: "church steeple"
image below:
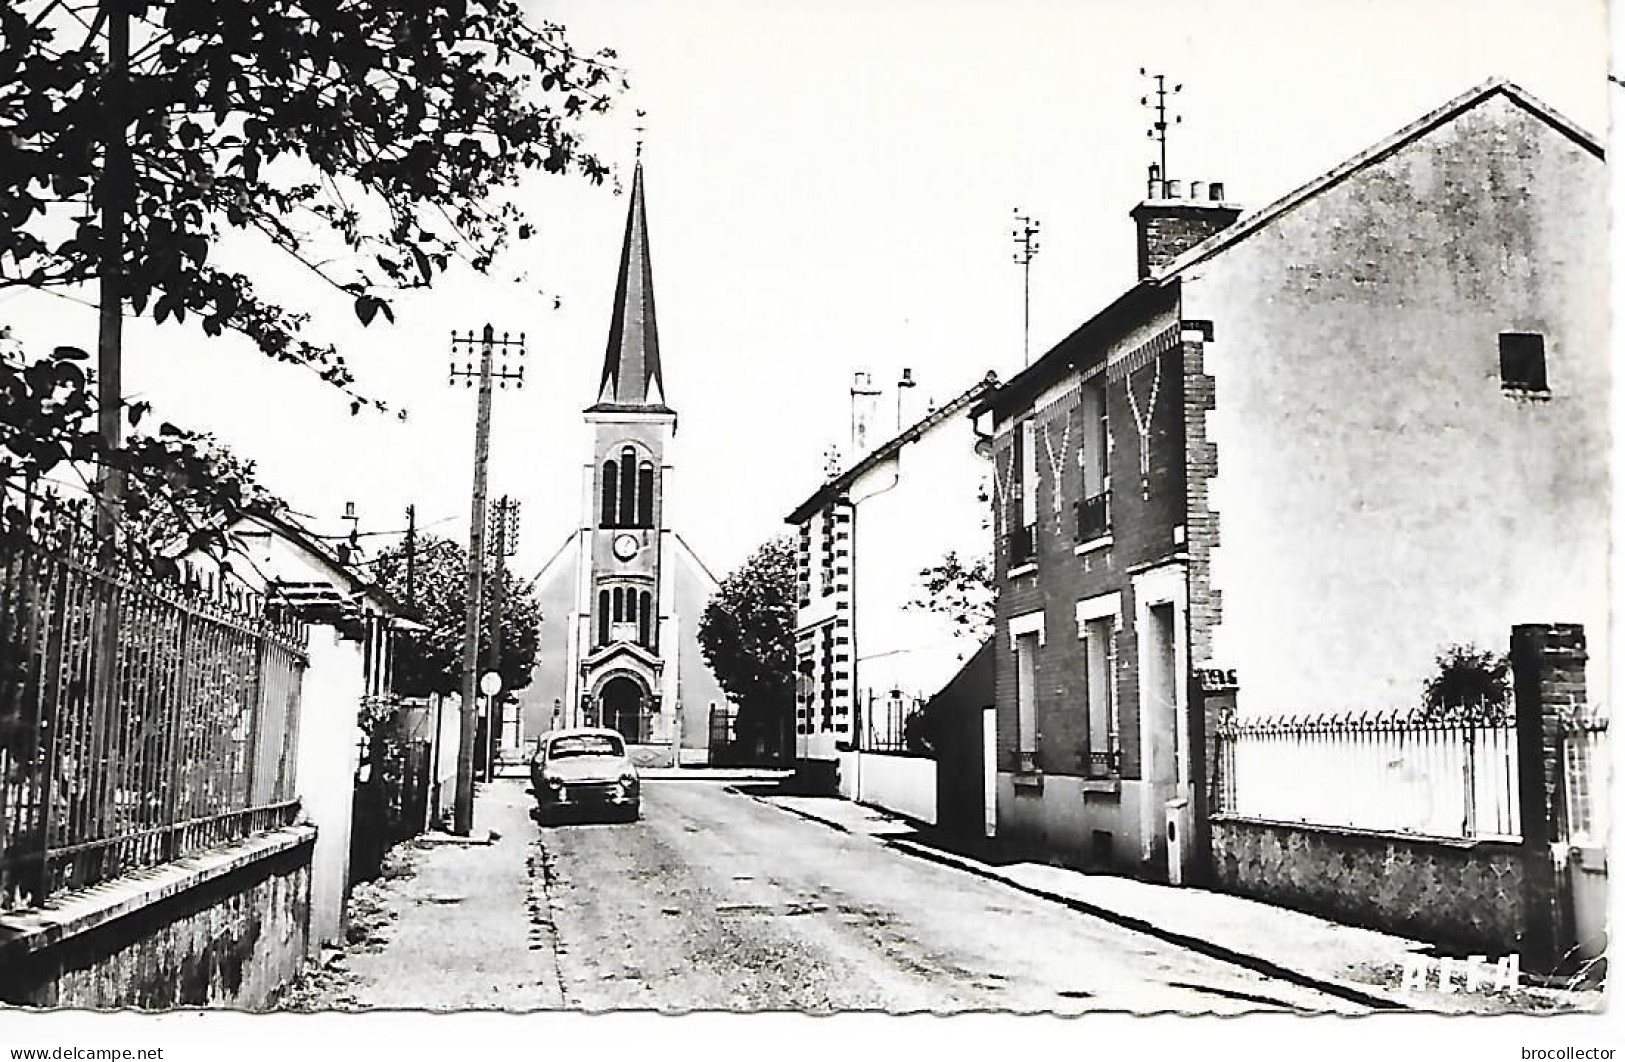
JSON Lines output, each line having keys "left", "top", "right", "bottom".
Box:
{"left": 591, "top": 160, "right": 668, "bottom": 412}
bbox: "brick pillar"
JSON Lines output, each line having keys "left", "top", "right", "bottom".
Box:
{"left": 1509, "top": 623, "right": 1584, "bottom": 972}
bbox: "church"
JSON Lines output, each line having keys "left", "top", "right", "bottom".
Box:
{"left": 517, "top": 159, "right": 733, "bottom": 765}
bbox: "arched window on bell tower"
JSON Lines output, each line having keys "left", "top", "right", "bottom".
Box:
{"left": 638, "top": 591, "right": 652, "bottom": 647}
{"left": 618, "top": 446, "right": 637, "bottom": 527}
{"left": 601, "top": 460, "right": 618, "bottom": 528}
{"left": 637, "top": 461, "right": 655, "bottom": 528}
{"left": 597, "top": 589, "right": 610, "bottom": 645}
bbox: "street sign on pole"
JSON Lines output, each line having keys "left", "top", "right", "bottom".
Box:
{"left": 480, "top": 671, "right": 502, "bottom": 697}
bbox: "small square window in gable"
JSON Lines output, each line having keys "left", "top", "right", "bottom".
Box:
{"left": 1499, "top": 332, "right": 1549, "bottom": 396}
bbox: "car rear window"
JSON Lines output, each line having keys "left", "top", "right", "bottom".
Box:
{"left": 549, "top": 735, "right": 624, "bottom": 759}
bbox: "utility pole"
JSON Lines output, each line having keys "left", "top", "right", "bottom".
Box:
{"left": 404, "top": 504, "right": 417, "bottom": 608}
{"left": 449, "top": 325, "right": 525, "bottom": 835}
{"left": 1140, "top": 68, "right": 1183, "bottom": 197}
{"left": 96, "top": 2, "right": 130, "bottom": 545}
{"left": 1011, "top": 209, "right": 1041, "bottom": 367}
{"left": 485, "top": 496, "right": 519, "bottom": 780}
{"left": 89, "top": 3, "right": 132, "bottom": 849}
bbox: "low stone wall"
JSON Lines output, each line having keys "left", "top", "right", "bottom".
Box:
{"left": 850, "top": 751, "right": 937, "bottom": 826}
{"left": 1, "top": 826, "right": 315, "bottom": 1010}
{"left": 1211, "top": 817, "right": 1526, "bottom": 954}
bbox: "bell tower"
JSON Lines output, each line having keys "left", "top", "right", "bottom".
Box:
{"left": 524, "top": 152, "right": 734, "bottom": 764}
{"left": 572, "top": 159, "right": 679, "bottom": 745}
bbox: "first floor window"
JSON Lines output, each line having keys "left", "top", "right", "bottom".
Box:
{"left": 1014, "top": 631, "right": 1039, "bottom": 759}
{"left": 1083, "top": 617, "right": 1117, "bottom": 776}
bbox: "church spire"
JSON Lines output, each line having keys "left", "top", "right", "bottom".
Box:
{"left": 592, "top": 159, "right": 668, "bottom": 411}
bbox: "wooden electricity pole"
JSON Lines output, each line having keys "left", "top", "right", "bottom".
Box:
{"left": 448, "top": 325, "right": 524, "bottom": 835}
{"left": 96, "top": 2, "right": 130, "bottom": 543}
{"left": 404, "top": 503, "right": 417, "bottom": 607}
{"left": 1011, "top": 209, "right": 1041, "bottom": 367}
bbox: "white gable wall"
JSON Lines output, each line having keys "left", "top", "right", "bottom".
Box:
{"left": 1183, "top": 92, "right": 1608, "bottom": 714}
{"left": 850, "top": 411, "right": 992, "bottom": 723}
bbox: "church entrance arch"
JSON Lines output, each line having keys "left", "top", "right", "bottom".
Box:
{"left": 599, "top": 675, "right": 649, "bottom": 744}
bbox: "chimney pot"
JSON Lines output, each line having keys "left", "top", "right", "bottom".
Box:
{"left": 1131, "top": 185, "right": 1244, "bottom": 280}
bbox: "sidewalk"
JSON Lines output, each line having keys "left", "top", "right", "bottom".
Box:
{"left": 743, "top": 789, "right": 1599, "bottom": 1015}
{"left": 280, "top": 780, "right": 561, "bottom": 1010}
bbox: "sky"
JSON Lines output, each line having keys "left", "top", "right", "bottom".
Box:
{"left": 0, "top": 0, "right": 1609, "bottom": 587}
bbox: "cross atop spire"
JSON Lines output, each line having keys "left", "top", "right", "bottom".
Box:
{"left": 590, "top": 158, "right": 669, "bottom": 413}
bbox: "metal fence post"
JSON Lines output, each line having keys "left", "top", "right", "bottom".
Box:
{"left": 161, "top": 605, "right": 193, "bottom": 863}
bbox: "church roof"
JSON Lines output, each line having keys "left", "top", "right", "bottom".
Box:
{"left": 589, "top": 160, "right": 671, "bottom": 414}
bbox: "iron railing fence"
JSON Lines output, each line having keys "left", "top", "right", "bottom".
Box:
{"left": 1006, "top": 524, "right": 1036, "bottom": 568}
{"left": 0, "top": 518, "right": 308, "bottom": 911}
{"left": 1075, "top": 491, "right": 1110, "bottom": 542}
{"left": 861, "top": 691, "right": 928, "bottom": 755}
{"left": 1214, "top": 702, "right": 1519, "bottom": 840}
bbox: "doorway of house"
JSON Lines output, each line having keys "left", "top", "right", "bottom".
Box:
{"left": 600, "top": 676, "right": 646, "bottom": 744}
{"left": 1147, "top": 602, "right": 1179, "bottom": 781}
{"left": 982, "top": 705, "right": 998, "bottom": 838}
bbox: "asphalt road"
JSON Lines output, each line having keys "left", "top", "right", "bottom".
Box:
{"left": 530, "top": 779, "right": 1358, "bottom": 1014}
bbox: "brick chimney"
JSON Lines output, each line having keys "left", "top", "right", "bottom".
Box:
{"left": 895, "top": 367, "right": 923, "bottom": 433}
{"left": 850, "top": 370, "right": 882, "bottom": 459}
{"left": 1131, "top": 166, "right": 1241, "bottom": 279}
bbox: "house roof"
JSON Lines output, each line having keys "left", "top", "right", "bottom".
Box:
{"left": 1155, "top": 78, "right": 1602, "bottom": 280}
{"left": 786, "top": 371, "right": 1000, "bottom": 525}
{"left": 215, "top": 510, "right": 411, "bottom": 622}
{"left": 973, "top": 78, "right": 1602, "bottom": 423}
{"left": 588, "top": 160, "right": 668, "bottom": 413}
{"left": 971, "top": 282, "right": 1175, "bottom": 420}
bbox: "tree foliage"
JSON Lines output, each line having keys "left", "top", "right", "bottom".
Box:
{"left": 2, "top": 0, "right": 621, "bottom": 390}
{"left": 697, "top": 536, "right": 796, "bottom": 746}
{"left": 1, "top": 338, "right": 283, "bottom": 569}
{"left": 368, "top": 533, "right": 540, "bottom": 699}
{"left": 1419, "top": 642, "right": 1510, "bottom": 723}
{"left": 907, "top": 549, "right": 994, "bottom": 645}
{"left": 1, "top": 0, "right": 622, "bottom": 551}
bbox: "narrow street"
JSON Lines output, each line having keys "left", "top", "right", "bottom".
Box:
{"left": 314, "top": 778, "right": 1362, "bottom": 1014}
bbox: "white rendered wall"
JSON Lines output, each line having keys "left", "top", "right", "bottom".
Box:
{"left": 1183, "top": 94, "right": 1609, "bottom": 715}
{"left": 294, "top": 627, "right": 365, "bottom": 954}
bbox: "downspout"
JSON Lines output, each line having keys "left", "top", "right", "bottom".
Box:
{"left": 845, "top": 455, "right": 904, "bottom": 805}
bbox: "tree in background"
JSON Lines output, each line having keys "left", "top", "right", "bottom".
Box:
{"left": 369, "top": 533, "right": 540, "bottom": 699}
{"left": 698, "top": 536, "right": 796, "bottom": 759}
{"left": 1419, "top": 643, "right": 1511, "bottom": 724}
{"left": 907, "top": 549, "right": 994, "bottom": 653}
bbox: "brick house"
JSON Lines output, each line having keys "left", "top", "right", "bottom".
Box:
{"left": 970, "top": 79, "right": 1607, "bottom": 883}
{"left": 787, "top": 369, "right": 998, "bottom": 812}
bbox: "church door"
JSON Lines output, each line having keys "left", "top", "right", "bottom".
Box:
{"left": 601, "top": 676, "right": 646, "bottom": 744}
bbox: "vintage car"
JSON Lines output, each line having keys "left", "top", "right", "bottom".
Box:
{"left": 528, "top": 727, "right": 641, "bottom": 823}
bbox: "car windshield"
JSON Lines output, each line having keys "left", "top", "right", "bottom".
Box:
{"left": 548, "top": 735, "right": 623, "bottom": 760}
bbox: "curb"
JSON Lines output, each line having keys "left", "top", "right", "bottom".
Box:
{"left": 416, "top": 829, "right": 498, "bottom": 847}
{"left": 728, "top": 786, "right": 851, "bottom": 833}
{"left": 738, "top": 788, "right": 1408, "bottom": 1013}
